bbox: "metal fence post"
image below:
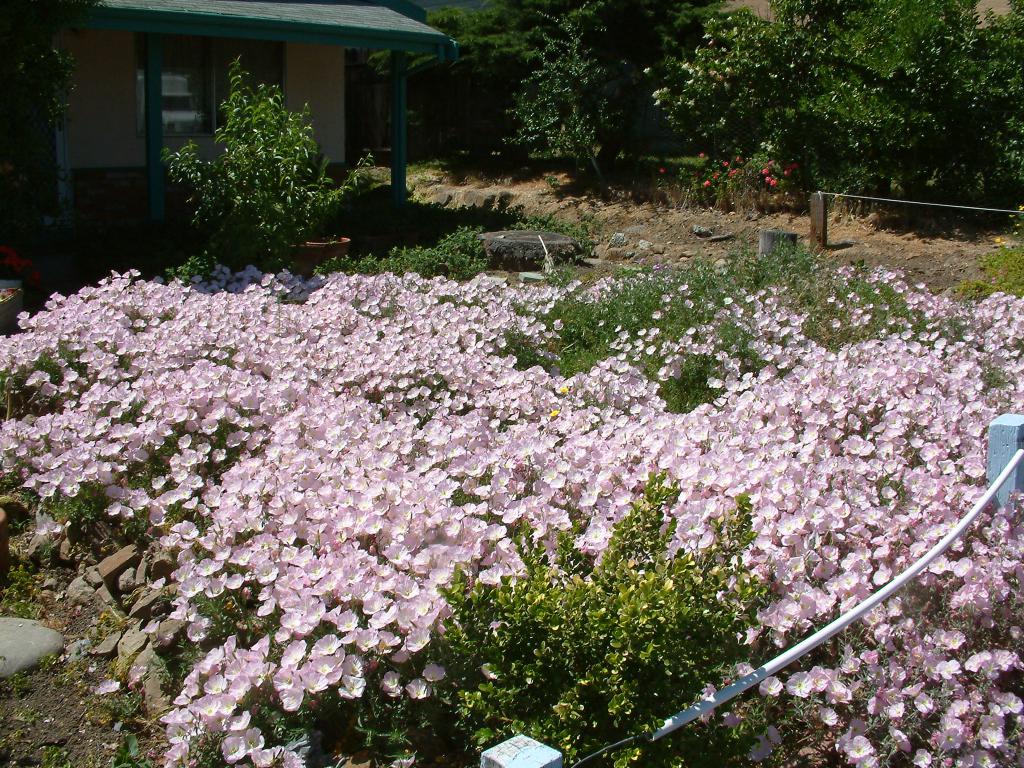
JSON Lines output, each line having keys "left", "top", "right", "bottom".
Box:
{"left": 987, "top": 414, "right": 1024, "bottom": 506}
{"left": 481, "top": 735, "right": 562, "bottom": 768}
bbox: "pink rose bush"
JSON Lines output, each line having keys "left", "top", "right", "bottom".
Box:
{"left": 0, "top": 262, "right": 1022, "bottom": 766}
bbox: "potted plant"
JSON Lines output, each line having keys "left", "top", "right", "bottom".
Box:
{"left": 0, "top": 246, "right": 39, "bottom": 334}
{"left": 293, "top": 154, "right": 378, "bottom": 276}
{"left": 165, "top": 62, "right": 372, "bottom": 278}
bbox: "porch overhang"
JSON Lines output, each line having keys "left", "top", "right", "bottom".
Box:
{"left": 82, "top": 1, "right": 458, "bottom": 219}
{"left": 87, "top": 0, "right": 459, "bottom": 61}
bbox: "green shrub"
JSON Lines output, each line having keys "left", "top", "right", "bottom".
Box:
{"left": 656, "top": 0, "right": 1024, "bottom": 203}
{"left": 164, "top": 61, "right": 347, "bottom": 274}
{"left": 317, "top": 226, "right": 489, "bottom": 281}
{"left": 441, "top": 476, "right": 766, "bottom": 767}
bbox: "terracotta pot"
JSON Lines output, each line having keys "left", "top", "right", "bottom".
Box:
{"left": 293, "top": 237, "right": 351, "bottom": 278}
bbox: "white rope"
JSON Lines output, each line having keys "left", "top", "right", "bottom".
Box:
{"left": 819, "top": 191, "right": 1024, "bottom": 217}
{"left": 651, "top": 448, "right": 1024, "bottom": 741}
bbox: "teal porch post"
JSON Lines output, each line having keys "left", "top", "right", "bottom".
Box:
{"left": 390, "top": 50, "right": 408, "bottom": 207}
{"left": 144, "top": 33, "right": 165, "bottom": 221}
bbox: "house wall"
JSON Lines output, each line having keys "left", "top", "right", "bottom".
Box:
{"left": 63, "top": 29, "right": 346, "bottom": 218}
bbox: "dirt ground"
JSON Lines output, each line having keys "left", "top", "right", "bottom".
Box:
{"left": 411, "top": 169, "right": 1008, "bottom": 293}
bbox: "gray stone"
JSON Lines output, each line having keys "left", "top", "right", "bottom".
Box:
{"left": 637, "top": 239, "right": 653, "bottom": 251}
{"left": 132, "top": 644, "right": 171, "bottom": 715}
{"left": 67, "top": 576, "right": 96, "bottom": 607}
{"left": 692, "top": 225, "right": 713, "bottom": 238}
{"left": 67, "top": 638, "right": 91, "bottom": 662}
{"left": 118, "top": 568, "right": 137, "bottom": 595}
{"left": 83, "top": 566, "right": 104, "bottom": 588}
{"left": 25, "top": 534, "right": 49, "bottom": 563}
{"left": 143, "top": 670, "right": 171, "bottom": 715}
{"left": 91, "top": 631, "right": 121, "bottom": 658}
{"left": 457, "top": 189, "right": 498, "bottom": 209}
{"left": 95, "top": 583, "right": 119, "bottom": 607}
{"left": 0, "top": 617, "right": 64, "bottom": 679}
{"left": 117, "top": 622, "right": 147, "bottom": 663}
{"left": 478, "top": 231, "right": 581, "bottom": 271}
{"left": 608, "top": 232, "right": 628, "bottom": 247}
{"left": 518, "top": 272, "right": 546, "bottom": 284}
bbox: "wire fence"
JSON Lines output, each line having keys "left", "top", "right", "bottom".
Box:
{"left": 819, "top": 191, "right": 1024, "bottom": 218}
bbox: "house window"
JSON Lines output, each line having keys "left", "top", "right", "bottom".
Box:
{"left": 136, "top": 35, "right": 284, "bottom": 136}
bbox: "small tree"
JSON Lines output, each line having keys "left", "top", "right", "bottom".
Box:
{"left": 164, "top": 61, "right": 344, "bottom": 274}
{"left": 512, "top": 17, "right": 619, "bottom": 181}
{"left": 0, "top": 0, "right": 96, "bottom": 243}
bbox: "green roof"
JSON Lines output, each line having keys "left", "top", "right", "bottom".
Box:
{"left": 89, "top": 0, "right": 459, "bottom": 59}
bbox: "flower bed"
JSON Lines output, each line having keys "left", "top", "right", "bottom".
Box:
{"left": 1, "top": 260, "right": 1022, "bottom": 767}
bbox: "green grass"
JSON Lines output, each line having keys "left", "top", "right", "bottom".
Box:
{"left": 958, "top": 245, "right": 1024, "bottom": 298}
{"left": 508, "top": 244, "right": 928, "bottom": 413}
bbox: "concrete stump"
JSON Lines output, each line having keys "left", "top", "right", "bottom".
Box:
{"left": 478, "top": 231, "right": 581, "bottom": 272}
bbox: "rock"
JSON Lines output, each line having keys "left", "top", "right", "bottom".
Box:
{"left": 0, "top": 617, "right": 64, "bottom": 678}
{"left": 118, "top": 568, "right": 137, "bottom": 595}
{"left": 427, "top": 190, "right": 452, "bottom": 207}
{"left": 25, "top": 534, "right": 49, "bottom": 564}
{"left": 67, "top": 576, "right": 96, "bottom": 607}
{"left": 149, "top": 551, "right": 176, "bottom": 582}
{"left": 637, "top": 239, "right": 653, "bottom": 251}
{"left": 57, "top": 536, "right": 74, "bottom": 564}
{"left": 95, "top": 583, "right": 119, "bottom": 608}
{"left": 154, "top": 619, "right": 186, "bottom": 650}
{"left": 604, "top": 247, "right": 630, "bottom": 261}
{"left": 91, "top": 631, "right": 121, "bottom": 658}
{"left": 143, "top": 669, "right": 171, "bottom": 715}
{"left": 478, "top": 231, "right": 581, "bottom": 271}
{"left": 128, "top": 589, "right": 167, "bottom": 622}
{"left": 67, "top": 638, "right": 91, "bottom": 662}
{"left": 608, "top": 232, "right": 628, "bottom": 247}
{"left": 134, "top": 557, "right": 149, "bottom": 587}
{"left": 132, "top": 644, "right": 171, "bottom": 715}
{"left": 117, "top": 622, "right": 147, "bottom": 663}
{"left": 81, "top": 569, "right": 102, "bottom": 593}
{"left": 708, "top": 232, "right": 735, "bottom": 243}
{"left": 518, "top": 272, "right": 546, "bottom": 284}
{"left": 692, "top": 225, "right": 713, "bottom": 238}
{"left": 97, "top": 545, "right": 140, "bottom": 589}
{"left": 652, "top": 244, "right": 666, "bottom": 255}
{"left": 456, "top": 189, "right": 498, "bottom": 209}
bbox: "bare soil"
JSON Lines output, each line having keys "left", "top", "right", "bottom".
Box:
{"left": 411, "top": 169, "right": 1007, "bottom": 292}
{"left": 0, "top": 533, "right": 162, "bottom": 768}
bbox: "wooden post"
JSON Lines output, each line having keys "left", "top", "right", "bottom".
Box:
{"left": 988, "top": 414, "right": 1024, "bottom": 507}
{"left": 809, "top": 191, "right": 827, "bottom": 251}
{"left": 390, "top": 50, "right": 408, "bottom": 208}
{"left": 144, "top": 33, "right": 165, "bottom": 222}
{"left": 758, "top": 229, "right": 798, "bottom": 257}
